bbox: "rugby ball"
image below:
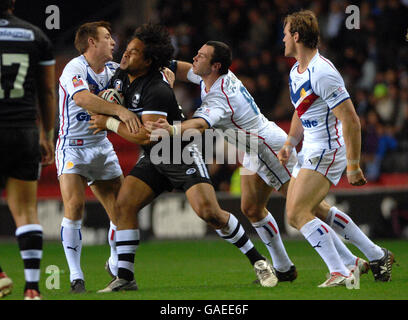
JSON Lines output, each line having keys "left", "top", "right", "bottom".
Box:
{"left": 100, "top": 88, "right": 125, "bottom": 105}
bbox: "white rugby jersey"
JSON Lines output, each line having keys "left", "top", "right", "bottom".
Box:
{"left": 288, "top": 52, "right": 350, "bottom": 150}
{"left": 188, "top": 69, "right": 271, "bottom": 153}
{"left": 57, "top": 55, "right": 119, "bottom": 149}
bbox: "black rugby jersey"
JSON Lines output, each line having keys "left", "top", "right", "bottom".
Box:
{"left": 0, "top": 12, "right": 54, "bottom": 127}
{"left": 109, "top": 68, "right": 186, "bottom": 155}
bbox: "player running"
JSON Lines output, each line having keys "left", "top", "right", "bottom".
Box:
{"left": 277, "top": 10, "right": 395, "bottom": 286}
{"left": 90, "top": 24, "right": 279, "bottom": 292}
{"left": 0, "top": 0, "right": 56, "bottom": 299}
{"left": 57, "top": 21, "right": 140, "bottom": 293}
{"left": 149, "top": 39, "right": 393, "bottom": 286}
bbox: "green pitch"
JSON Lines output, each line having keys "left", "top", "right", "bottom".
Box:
{"left": 1, "top": 239, "right": 407, "bottom": 300}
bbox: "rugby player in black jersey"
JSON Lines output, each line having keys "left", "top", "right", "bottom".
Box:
{"left": 0, "top": 0, "right": 56, "bottom": 300}
{"left": 90, "top": 24, "right": 278, "bottom": 292}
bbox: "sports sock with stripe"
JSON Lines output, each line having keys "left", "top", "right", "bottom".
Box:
{"left": 215, "top": 213, "right": 264, "bottom": 265}
{"left": 326, "top": 207, "right": 384, "bottom": 261}
{"left": 252, "top": 212, "right": 294, "bottom": 272}
{"left": 16, "top": 224, "right": 43, "bottom": 291}
{"left": 61, "top": 217, "right": 83, "bottom": 282}
{"left": 108, "top": 221, "right": 118, "bottom": 277}
{"left": 325, "top": 224, "right": 357, "bottom": 266}
{"left": 116, "top": 229, "right": 139, "bottom": 282}
{"left": 300, "top": 218, "right": 350, "bottom": 276}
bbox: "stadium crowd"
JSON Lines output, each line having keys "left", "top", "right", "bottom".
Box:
{"left": 125, "top": 0, "right": 407, "bottom": 189}
{"left": 50, "top": 0, "right": 408, "bottom": 192}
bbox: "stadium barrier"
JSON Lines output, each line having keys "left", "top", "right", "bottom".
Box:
{"left": 1, "top": 188, "right": 407, "bottom": 244}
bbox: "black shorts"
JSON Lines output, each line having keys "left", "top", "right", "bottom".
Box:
{"left": 0, "top": 127, "right": 41, "bottom": 187}
{"left": 129, "top": 147, "right": 212, "bottom": 196}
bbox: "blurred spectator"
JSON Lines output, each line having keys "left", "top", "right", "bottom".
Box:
{"left": 144, "top": 0, "right": 408, "bottom": 191}
{"left": 362, "top": 110, "right": 398, "bottom": 181}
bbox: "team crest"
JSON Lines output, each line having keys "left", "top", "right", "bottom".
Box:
{"left": 113, "top": 79, "right": 123, "bottom": 91}
{"left": 72, "top": 75, "right": 84, "bottom": 88}
{"left": 132, "top": 93, "right": 141, "bottom": 108}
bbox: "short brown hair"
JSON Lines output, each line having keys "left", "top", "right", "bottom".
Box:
{"left": 74, "top": 21, "right": 111, "bottom": 54}
{"left": 284, "top": 10, "right": 319, "bottom": 49}
{"left": 206, "top": 41, "right": 232, "bottom": 75}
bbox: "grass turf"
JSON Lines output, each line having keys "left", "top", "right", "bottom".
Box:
{"left": 1, "top": 239, "right": 407, "bottom": 300}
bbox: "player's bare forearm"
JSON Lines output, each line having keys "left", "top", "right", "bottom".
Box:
{"left": 286, "top": 112, "right": 304, "bottom": 146}
{"left": 181, "top": 118, "right": 209, "bottom": 134}
{"left": 147, "top": 117, "right": 209, "bottom": 137}
{"left": 73, "top": 90, "right": 122, "bottom": 116}
{"left": 75, "top": 90, "right": 140, "bottom": 133}
{"left": 89, "top": 115, "right": 150, "bottom": 145}
{"left": 332, "top": 99, "right": 362, "bottom": 161}
{"left": 117, "top": 124, "right": 152, "bottom": 145}
{"left": 332, "top": 99, "right": 366, "bottom": 186}
{"left": 37, "top": 65, "right": 56, "bottom": 133}
{"left": 278, "top": 112, "right": 303, "bottom": 165}
{"left": 175, "top": 61, "right": 193, "bottom": 82}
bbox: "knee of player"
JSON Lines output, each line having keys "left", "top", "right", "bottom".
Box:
{"left": 241, "top": 202, "right": 264, "bottom": 220}
{"left": 195, "top": 201, "right": 219, "bottom": 221}
{"left": 63, "top": 201, "right": 85, "bottom": 219}
{"left": 285, "top": 205, "right": 305, "bottom": 229}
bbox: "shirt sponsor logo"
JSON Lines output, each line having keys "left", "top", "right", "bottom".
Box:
{"left": 69, "top": 140, "right": 83, "bottom": 146}
{"left": 0, "top": 27, "right": 34, "bottom": 41}
{"left": 186, "top": 168, "right": 197, "bottom": 175}
{"left": 301, "top": 119, "right": 318, "bottom": 128}
{"left": 76, "top": 112, "right": 91, "bottom": 121}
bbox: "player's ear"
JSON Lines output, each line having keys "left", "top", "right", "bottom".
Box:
{"left": 88, "top": 36, "right": 97, "bottom": 48}
{"left": 212, "top": 62, "right": 221, "bottom": 73}
{"left": 293, "top": 32, "right": 300, "bottom": 43}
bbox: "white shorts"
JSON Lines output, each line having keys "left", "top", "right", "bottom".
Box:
{"left": 56, "top": 140, "right": 123, "bottom": 185}
{"left": 291, "top": 145, "right": 346, "bottom": 185}
{"left": 242, "top": 122, "right": 296, "bottom": 190}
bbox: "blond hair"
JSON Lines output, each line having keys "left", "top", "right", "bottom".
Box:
{"left": 284, "top": 10, "right": 320, "bottom": 49}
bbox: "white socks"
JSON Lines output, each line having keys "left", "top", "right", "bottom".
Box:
{"left": 300, "top": 218, "right": 350, "bottom": 276}
{"left": 326, "top": 224, "right": 357, "bottom": 266}
{"left": 61, "top": 217, "right": 83, "bottom": 282}
{"left": 326, "top": 207, "right": 384, "bottom": 261}
{"left": 108, "top": 222, "right": 118, "bottom": 277}
{"left": 252, "top": 212, "right": 294, "bottom": 272}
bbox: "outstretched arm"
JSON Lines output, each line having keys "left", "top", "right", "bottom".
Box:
{"left": 74, "top": 90, "right": 141, "bottom": 133}
{"left": 145, "top": 117, "right": 210, "bottom": 138}
{"left": 89, "top": 115, "right": 151, "bottom": 145}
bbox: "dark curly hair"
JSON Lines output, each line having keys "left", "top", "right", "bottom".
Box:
{"left": 133, "top": 23, "right": 174, "bottom": 72}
